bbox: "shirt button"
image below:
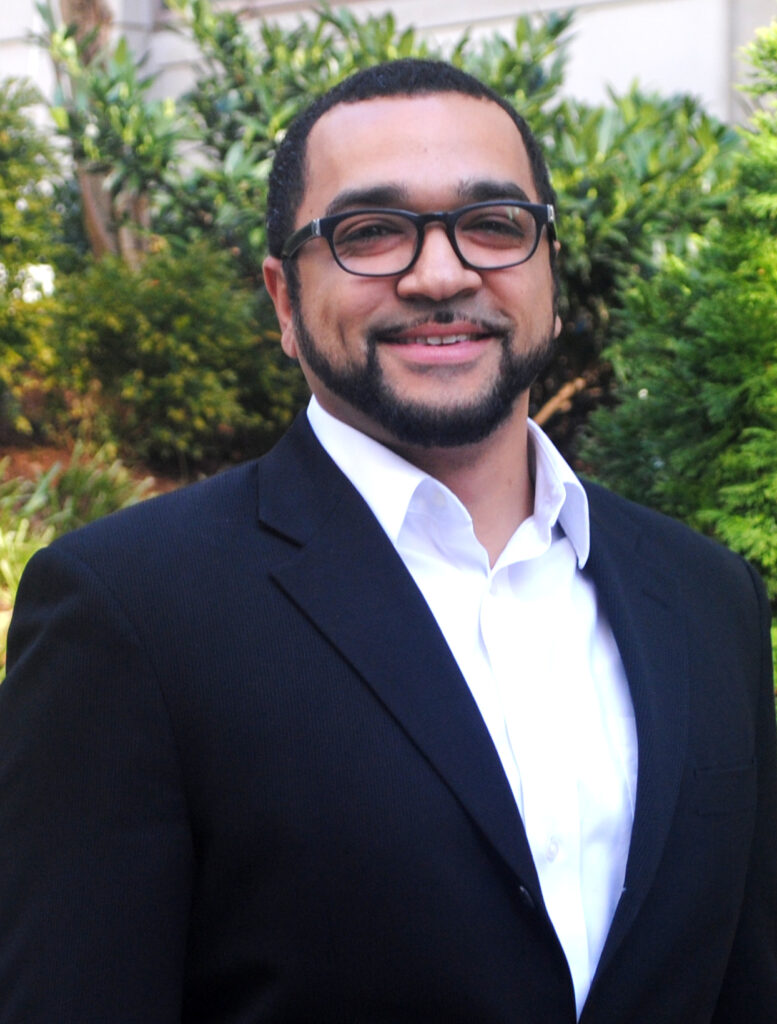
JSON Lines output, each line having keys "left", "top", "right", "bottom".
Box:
{"left": 546, "top": 837, "right": 560, "bottom": 862}
{"left": 517, "top": 885, "right": 536, "bottom": 911}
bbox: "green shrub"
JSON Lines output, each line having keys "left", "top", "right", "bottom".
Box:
{"left": 548, "top": 89, "right": 736, "bottom": 383}
{"left": 582, "top": 230, "right": 777, "bottom": 596}
{"left": 0, "top": 78, "right": 65, "bottom": 276}
{"left": 46, "top": 242, "right": 300, "bottom": 469}
{"left": 0, "top": 443, "right": 153, "bottom": 535}
{"left": 0, "top": 78, "right": 74, "bottom": 441}
{"left": 0, "top": 291, "right": 61, "bottom": 438}
{"left": 582, "top": 22, "right": 777, "bottom": 616}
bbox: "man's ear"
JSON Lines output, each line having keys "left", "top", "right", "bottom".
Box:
{"left": 551, "top": 239, "right": 562, "bottom": 338}
{"left": 263, "top": 256, "right": 298, "bottom": 359}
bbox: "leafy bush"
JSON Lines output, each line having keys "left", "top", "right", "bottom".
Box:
{"left": 582, "top": 230, "right": 777, "bottom": 591}
{"left": 0, "top": 288, "right": 60, "bottom": 438}
{"left": 0, "top": 443, "right": 153, "bottom": 534}
{"left": 0, "top": 78, "right": 64, "bottom": 275}
{"left": 582, "top": 22, "right": 777, "bottom": 616}
{"left": 0, "top": 78, "right": 73, "bottom": 440}
{"left": 43, "top": 243, "right": 301, "bottom": 468}
{"left": 547, "top": 90, "right": 736, "bottom": 404}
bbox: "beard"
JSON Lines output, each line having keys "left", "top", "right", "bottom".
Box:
{"left": 292, "top": 304, "right": 556, "bottom": 448}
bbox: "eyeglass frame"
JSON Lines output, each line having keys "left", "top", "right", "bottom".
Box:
{"left": 279, "top": 200, "right": 557, "bottom": 277}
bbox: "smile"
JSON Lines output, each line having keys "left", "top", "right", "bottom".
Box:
{"left": 392, "top": 333, "right": 488, "bottom": 346}
{"left": 377, "top": 318, "right": 497, "bottom": 348}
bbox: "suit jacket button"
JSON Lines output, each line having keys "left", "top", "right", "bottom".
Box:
{"left": 517, "top": 885, "right": 536, "bottom": 911}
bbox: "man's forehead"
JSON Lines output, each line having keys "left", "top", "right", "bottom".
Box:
{"left": 301, "top": 92, "right": 534, "bottom": 213}
{"left": 308, "top": 90, "right": 519, "bottom": 143}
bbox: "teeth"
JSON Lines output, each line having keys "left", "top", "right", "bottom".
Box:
{"left": 423, "top": 334, "right": 474, "bottom": 346}
{"left": 388, "top": 332, "right": 484, "bottom": 346}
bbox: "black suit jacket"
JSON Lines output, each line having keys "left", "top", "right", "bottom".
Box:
{"left": 1, "top": 414, "right": 775, "bottom": 1023}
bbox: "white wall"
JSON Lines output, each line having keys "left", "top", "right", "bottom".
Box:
{"left": 559, "top": 0, "right": 776, "bottom": 121}
{"left": 0, "top": 0, "right": 56, "bottom": 100}
{"left": 566, "top": 0, "right": 731, "bottom": 117}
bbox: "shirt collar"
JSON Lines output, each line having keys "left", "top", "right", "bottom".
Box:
{"left": 526, "top": 418, "right": 590, "bottom": 567}
{"left": 307, "top": 397, "right": 427, "bottom": 544}
{"left": 307, "top": 396, "right": 590, "bottom": 567}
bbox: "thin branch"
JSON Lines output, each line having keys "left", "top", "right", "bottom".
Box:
{"left": 533, "top": 376, "right": 587, "bottom": 426}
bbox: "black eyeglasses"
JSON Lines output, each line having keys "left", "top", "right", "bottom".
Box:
{"left": 280, "top": 200, "right": 556, "bottom": 277}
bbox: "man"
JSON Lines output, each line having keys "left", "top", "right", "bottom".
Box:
{"left": 0, "top": 59, "right": 775, "bottom": 1023}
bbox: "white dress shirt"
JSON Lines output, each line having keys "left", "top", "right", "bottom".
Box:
{"left": 307, "top": 397, "right": 638, "bottom": 1018}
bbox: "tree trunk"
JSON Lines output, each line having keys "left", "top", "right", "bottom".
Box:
{"left": 77, "top": 167, "right": 118, "bottom": 259}
{"left": 59, "top": 0, "right": 112, "bottom": 59}
{"left": 59, "top": 0, "right": 150, "bottom": 269}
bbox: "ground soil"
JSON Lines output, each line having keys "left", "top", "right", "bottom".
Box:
{"left": 0, "top": 442, "right": 181, "bottom": 493}
{"left": 1, "top": 444, "right": 64, "bottom": 481}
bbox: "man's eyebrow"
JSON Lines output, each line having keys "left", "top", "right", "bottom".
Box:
{"left": 323, "top": 180, "right": 533, "bottom": 218}
{"left": 325, "top": 185, "right": 410, "bottom": 217}
{"left": 460, "top": 180, "right": 532, "bottom": 203}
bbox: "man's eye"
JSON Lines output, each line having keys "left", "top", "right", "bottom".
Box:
{"left": 336, "top": 218, "right": 406, "bottom": 248}
{"left": 462, "top": 212, "right": 528, "bottom": 239}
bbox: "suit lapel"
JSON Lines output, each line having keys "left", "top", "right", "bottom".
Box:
{"left": 584, "top": 486, "right": 690, "bottom": 975}
{"left": 256, "top": 415, "right": 544, "bottom": 899}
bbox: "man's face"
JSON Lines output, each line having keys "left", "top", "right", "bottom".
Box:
{"left": 263, "top": 92, "right": 561, "bottom": 450}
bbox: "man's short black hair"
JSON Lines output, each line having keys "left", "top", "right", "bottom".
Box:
{"left": 265, "top": 58, "right": 557, "bottom": 261}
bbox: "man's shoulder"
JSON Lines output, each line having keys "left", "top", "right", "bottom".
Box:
{"left": 582, "top": 477, "right": 762, "bottom": 598}
{"left": 584, "top": 477, "right": 720, "bottom": 545}
{"left": 36, "top": 415, "right": 346, "bottom": 593}
{"left": 54, "top": 457, "right": 261, "bottom": 558}
{"left": 583, "top": 478, "right": 681, "bottom": 531}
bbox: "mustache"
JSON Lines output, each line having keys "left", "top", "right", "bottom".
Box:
{"left": 366, "top": 309, "right": 513, "bottom": 342}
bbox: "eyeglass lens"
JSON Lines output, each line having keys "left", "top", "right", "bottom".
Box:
{"left": 331, "top": 204, "right": 540, "bottom": 274}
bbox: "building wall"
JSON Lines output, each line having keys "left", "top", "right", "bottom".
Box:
{"left": 1, "top": 0, "right": 776, "bottom": 122}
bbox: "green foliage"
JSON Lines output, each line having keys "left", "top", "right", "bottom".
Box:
{"left": 0, "top": 78, "right": 68, "bottom": 438}
{"left": 45, "top": 242, "right": 298, "bottom": 468}
{"left": 739, "top": 26, "right": 777, "bottom": 225}
{"left": 0, "top": 74, "right": 93, "bottom": 443}
{"left": 0, "top": 289, "right": 62, "bottom": 438}
{"left": 0, "top": 441, "right": 151, "bottom": 534}
{"left": 551, "top": 89, "right": 737, "bottom": 364}
{"left": 0, "top": 515, "right": 53, "bottom": 596}
{"left": 0, "top": 78, "right": 64, "bottom": 275}
{"left": 37, "top": 2, "right": 187, "bottom": 206}
{"left": 583, "top": 22, "right": 777, "bottom": 609}
{"left": 453, "top": 12, "right": 572, "bottom": 139}
{"left": 741, "top": 22, "right": 777, "bottom": 98}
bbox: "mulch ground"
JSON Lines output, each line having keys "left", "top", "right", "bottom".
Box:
{"left": 0, "top": 443, "right": 181, "bottom": 494}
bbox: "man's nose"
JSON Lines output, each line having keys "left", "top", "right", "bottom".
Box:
{"left": 395, "top": 223, "right": 483, "bottom": 301}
